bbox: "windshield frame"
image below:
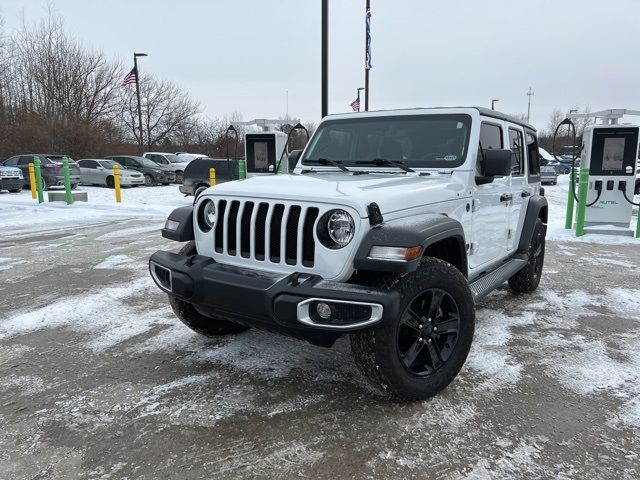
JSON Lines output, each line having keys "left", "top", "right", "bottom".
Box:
{"left": 301, "top": 113, "right": 472, "bottom": 170}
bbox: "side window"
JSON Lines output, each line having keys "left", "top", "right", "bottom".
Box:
{"left": 4, "top": 156, "right": 19, "bottom": 166}
{"left": 477, "top": 123, "right": 503, "bottom": 174}
{"left": 124, "top": 158, "right": 135, "bottom": 167}
{"left": 18, "top": 156, "right": 34, "bottom": 165}
{"left": 526, "top": 132, "right": 540, "bottom": 175}
{"left": 508, "top": 128, "right": 524, "bottom": 176}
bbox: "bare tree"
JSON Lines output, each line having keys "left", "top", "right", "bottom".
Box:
{"left": 120, "top": 76, "right": 200, "bottom": 151}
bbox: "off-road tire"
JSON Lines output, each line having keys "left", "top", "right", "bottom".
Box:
{"left": 508, "top": 218, "right": 546, "bottom": 293}
{"left": 350, "top": 257, "right": 475, "bottom": 401}
{"left": 168, "top": 241, "right": 249, "bottom": 337}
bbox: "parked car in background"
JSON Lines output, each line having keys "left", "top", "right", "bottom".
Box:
{"left": 105, "top": 155, "right": 175, "bottom": 186}
{"left": 143, "top": 152, "right": 189, "bottom": 183}
{"left": 0, "top": 165, "right": 24, "bottom": 192}
{"left": 180, "top": 157, "right": 240, "bottom": 197}
{"left": 78, "top": 159, "right": 144, "bottom": 188}
{"left": 540, "top": 165, "right": 558, "bottom": 185}
{"left": 176, "top": 152, "right": 207, "bottom": 163}
{"left": 2, "top": 154, "right": 80, "bottom": 190}
{"left": 538, "top": 147, "right": 555, "bottom": 166}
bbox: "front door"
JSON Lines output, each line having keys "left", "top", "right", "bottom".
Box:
{"left": 470, "top": 122, "right": 510, "bottom": 269}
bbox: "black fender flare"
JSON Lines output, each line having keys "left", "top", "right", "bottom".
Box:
{"left": 161, "top": 206, "right": 195, "bottom": 242}
{"left": 354, "top": 214, "right": 467, "bottom": 276}
{"left": 517, "top": 195, "right": 548, "bottom": 253}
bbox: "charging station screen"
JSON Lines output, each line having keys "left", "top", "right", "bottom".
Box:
{"left": 602, "top": 137, "right": 625, "bottom": 171}
{"left": 254, "top": 142, "right": 269, "bottom": 170}
{"left": 590, "top": 127, "right": 639, "bottom": 176}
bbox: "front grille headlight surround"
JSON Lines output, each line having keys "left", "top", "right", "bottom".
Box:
{"left": 197, "top": 199, "right": 216, "bottom": 232}
{"left": 317, "top": 209, "right": 355, "bottom": 249}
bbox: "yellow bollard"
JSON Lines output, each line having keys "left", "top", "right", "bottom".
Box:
{"left": 113, "top": 165, "right": 122, "bottom": 203}
{"left": 28, "top": 163, "right": 37, "bottom": 199}
{"left": 209, "top": 168, "right": 216, "bottom": 187}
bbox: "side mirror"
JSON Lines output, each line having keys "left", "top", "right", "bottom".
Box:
{"left": 288, "top": 149, "right": 303, "bottom": 170}
{"left": 482, "top": 149, "right": 512, "bottom": 177}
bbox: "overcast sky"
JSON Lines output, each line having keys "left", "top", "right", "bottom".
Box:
{"left": 2, "top": 0, "right": 640, "bottom": 130}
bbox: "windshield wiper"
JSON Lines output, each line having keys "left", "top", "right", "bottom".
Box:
{"left": 305, "top": 158, "right": 351, "bottom": 172}
{"left": 356, "top": 158, "right": 415, "bottom": 173}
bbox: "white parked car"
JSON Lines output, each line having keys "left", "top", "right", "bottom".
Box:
{"left": 149, "top": 107, "right": 548, "bottom": 401}
{"left": 176, "top": 152, "right": 207, "bottom": 163}
{"left": 78, "top": 159, "right": 144, "bottom": 188}
{"left": 143, "top": 152, "right": 190, "bottom": 183}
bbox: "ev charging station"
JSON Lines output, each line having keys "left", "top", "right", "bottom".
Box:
{"left": 563, "top": 109, "right": 640, "bottom": 237}
{"left": 231, "top": 119, "right": 290, "bottom": 177}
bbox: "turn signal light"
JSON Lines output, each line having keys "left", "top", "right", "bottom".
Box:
{"left": 369, "top": 246, "right": 423, "bottom": 261}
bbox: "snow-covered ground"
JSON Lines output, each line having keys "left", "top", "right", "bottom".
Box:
{"left": 0, "top": 185, "right": 191, "bottom": 235}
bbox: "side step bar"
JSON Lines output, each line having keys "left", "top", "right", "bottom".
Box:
{"left": 469, "top": 255, "right": 528, "bottom": 302}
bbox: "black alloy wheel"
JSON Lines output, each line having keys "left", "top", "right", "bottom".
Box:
{"left": 397, "top": 288, "right": 460, "bottom": 376}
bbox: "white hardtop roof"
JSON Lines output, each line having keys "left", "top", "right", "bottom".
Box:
{"left": 323, "top": 106, "right": 536, "bottom": 131}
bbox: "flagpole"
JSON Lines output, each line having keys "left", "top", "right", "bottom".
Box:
{"left": 364, "top": 0, "right": 370, "bottom": 112}
{"left": 133, "top": 52, "right": 147, "bottom": 152}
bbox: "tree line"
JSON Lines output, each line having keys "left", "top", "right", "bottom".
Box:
{"left": 0, "top": 12, "right": 313, "bottom": 161}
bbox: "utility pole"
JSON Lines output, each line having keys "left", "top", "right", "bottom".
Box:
{"left": 364, "top": 0, "right": 371, "bottom": 111}
{"left": 491, "top": 99, "right": 499, "bottom": 110}
{"left": 526, "top": 87, "right": 534, "bottom": 123}
{"left": 133, "top": 52, "right": 148, "bottom": 152}
{"left": 321, "top": 0, "right": 328, "bottom": 118}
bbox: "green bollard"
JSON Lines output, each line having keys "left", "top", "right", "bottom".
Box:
{"left": 238, "top": 159, "right": 246, "bottom": 179}
{"left": 62, "top": 156, "right": 74, "bottom": 205}
{"left": 636, "top": 208, "right": 640, "bottom": 238}
{"left": 575, "top": 167, "right": 590, "bottom": 237}
{"left": 33, "top": 156, "right": 44, "bottom": 204}
{"left": 565, "top": 167, "right": 576, "bottom": 229}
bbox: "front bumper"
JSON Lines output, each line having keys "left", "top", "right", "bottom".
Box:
{"left": 53, "top": 175, "right": 81, "bottom": 186}
{"left": 121, "top": 177, "right": 144, "bottom": 186}
{"left": 149, "top": 250, "right": 400, "bottom": 343}
{"left": 0, "top": 177, "right": 24, "bottom": 190}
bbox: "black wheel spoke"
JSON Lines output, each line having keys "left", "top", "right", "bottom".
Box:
{"left": 402, "top": 339, "right": 424, "bottom": 368}
{"left": 426, "top": 340, "right": 443, "bottom": 369}
{"left": 403, "top": 308, "right": 423, "bottom": 331}
{"left": 434, "top": 314, "right": 459, "bottom": 336}
{"left": 427, "top": 290, "right": 444, "bottom": 321}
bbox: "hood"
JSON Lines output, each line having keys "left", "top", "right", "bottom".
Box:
{"left": 205, "top": 172, "right": 468, "bottom": 217}
{"left": 0, "top": 166, "right": 22, "bottom": 176}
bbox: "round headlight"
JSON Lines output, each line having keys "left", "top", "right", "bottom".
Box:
{"left": 324, "top": 209, "right": 355, "bottom": 248}
{"left": 197, "top": 199, "right": 216, "bottom": 232}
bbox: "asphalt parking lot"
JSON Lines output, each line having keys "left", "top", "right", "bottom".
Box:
{"left": 1, "top": 194, "right": 639, "bottom": 479}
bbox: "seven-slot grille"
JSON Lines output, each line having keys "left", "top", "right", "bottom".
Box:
{"left": 213, "top": 199, "right": 320, "bottom": 268}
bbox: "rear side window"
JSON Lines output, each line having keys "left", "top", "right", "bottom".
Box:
{"left": 508, "top": 128, "right": 524, "bottom": 176}
{"left": 526, "top": 132, "right": 540, "bottom": 175}
{"left": 18, "top": 156, "right": 35, "bottom": 165}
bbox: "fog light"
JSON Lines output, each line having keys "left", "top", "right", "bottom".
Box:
{"left": 316, "top": 302, "right": 332, "bottom": 320}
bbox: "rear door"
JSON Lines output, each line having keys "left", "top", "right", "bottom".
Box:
{"left": 506, "top": 126, "right": 527, "bottom": 252}
{"left": 470, "top": 122, "right": 510, "bottom": 268}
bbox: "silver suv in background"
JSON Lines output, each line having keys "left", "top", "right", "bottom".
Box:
{"left": 143, "top": 152, "right": 190, "bottom": 183}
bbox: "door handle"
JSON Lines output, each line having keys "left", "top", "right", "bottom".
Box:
{"left": 500, "top": 194, "right": 513, "bottom": 202}
{"left": 521, "top": 190, "right": 531, "bottom": 198}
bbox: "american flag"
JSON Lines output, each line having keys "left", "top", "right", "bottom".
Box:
{"left": 350, "top": 97, "right": 360, "bottom": 112}
{"left": 122, "top": 66, "right": 137, "bottom": 86}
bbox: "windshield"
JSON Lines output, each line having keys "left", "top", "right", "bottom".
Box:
{"left": 165, "top": 154, "right": 182, "bottom": 163}
{"left": 99, "top": 160, "right": 119, "bottom": 169}
{"left": 302, "top": 114, "right": 471, "bottom": 169}
{"left": 141, "top": 158, "right": 160, "bottom": 168}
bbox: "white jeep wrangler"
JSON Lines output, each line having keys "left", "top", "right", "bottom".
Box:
{"left": 150, "top": 107, "right": 548, "bottom": 400}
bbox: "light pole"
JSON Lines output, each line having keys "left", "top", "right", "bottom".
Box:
{"left": 491, "top": 99, "right": 499, "bottom": 110}
{"left": 526, "top": 87, "right": 534, "bottom": 123}
{"left": 134, "top": 52, "right": 148, "bottom": 151}
{"left": 321, "top": 0, "right": 328, "bottom": 117}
